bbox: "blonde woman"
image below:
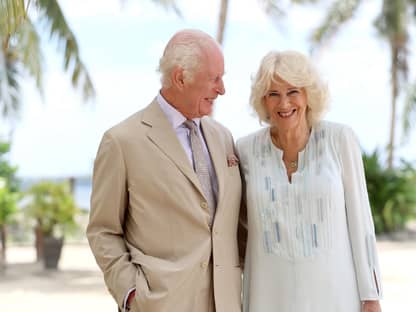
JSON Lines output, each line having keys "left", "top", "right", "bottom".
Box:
{"left": 237, "top": 50, "right": 382, "bottom": 312}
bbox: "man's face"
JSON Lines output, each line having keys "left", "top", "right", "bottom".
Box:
{"left": 182, "top": 46, "right": 225, "bottom": 118}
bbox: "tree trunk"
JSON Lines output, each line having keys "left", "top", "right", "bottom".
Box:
{"left": 35, "top": 225, "right": 44, "bottom": 261}
{"left": 0, "top": 225, "right": 6, "bottom": 272}
{"left": 216, "top": 0, "right": 229, "bottom": 46}
{"left": 387, "top": 45, "right": 399, "bottom": 168}
{"left": 68, "top": 176, "right": 75, "bottom": 194}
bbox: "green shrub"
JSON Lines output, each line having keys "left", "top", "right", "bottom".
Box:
{"left": 0, "top": 179, "right": 18, "bottom": 226}
{"left": 0, "top": 143, "right": 19, "bottom": 192}
{"left": 363, "top": 150, "right": 416, "bottom": 234}
{"left": 0, "top": 142, "right": 20, "bottom": 266}
{"left": 24, "top": 181, "right": 79, "bottom": 238}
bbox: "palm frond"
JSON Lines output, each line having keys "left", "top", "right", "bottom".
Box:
{"left": 374, "top": 0, "right": 409, "bottom": 40}
{"left": 14, "top": 18, "right": 43, "bottom": 93}
{"left": 402, "top": 82, "right": 416, "bottom": 140}
{"left": 35, "top": 0, "right": 95, "bottom": 101}
{"left": 375, "top": 0, "right": 409, "bottom": 82}
{"left": 150, "top": 0, "right": 181, "bottom": 17}
{"left": 0, "top": 49, "right": 20, "bottom": 119}
{"left": 310, "top": 0, "right": 362, "bottom": 50}
{"left": 0, "top": 0, "right": 27, "bottom": 37}
{"left": 258, "top": 0, "right": 286, "bottom": 18}
{"left": 290, "top": 0, "right": 319, "bottom": 3}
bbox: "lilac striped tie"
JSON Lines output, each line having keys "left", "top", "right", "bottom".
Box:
{"left": 184, "top": 120, "right": 216, "bottom": 225}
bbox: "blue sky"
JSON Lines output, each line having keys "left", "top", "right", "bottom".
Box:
{"left": 3, "top": 0, "right": 416, "bottom": 177}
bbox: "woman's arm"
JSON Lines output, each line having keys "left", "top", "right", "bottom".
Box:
{"left": 338, "top": 125, "right": 383, "bottom": 302}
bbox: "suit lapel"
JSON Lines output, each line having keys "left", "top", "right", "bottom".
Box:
{"left": 201, "top": 117, "right": 226, "bottom": 210}
{"left": 142, "top": 100, "right": 204, "bottom": 197}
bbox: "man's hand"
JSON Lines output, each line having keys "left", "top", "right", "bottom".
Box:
{"left": 362, "top": 300, "right": 381, "bottom": 312}
{"left": 126, "top": 290, "right": 136, "bottom": 311}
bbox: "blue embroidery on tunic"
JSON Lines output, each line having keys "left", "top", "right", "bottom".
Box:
{"left": 250, "top": 128, "right": 334, "bottom": 260}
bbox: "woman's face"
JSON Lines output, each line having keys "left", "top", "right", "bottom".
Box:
{"left": 264, "top": 76, "right": 308, "bottom": 132}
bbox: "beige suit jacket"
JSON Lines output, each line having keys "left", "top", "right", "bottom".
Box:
{"left": 87, "top": 100, "right": 242, "bottom": 312}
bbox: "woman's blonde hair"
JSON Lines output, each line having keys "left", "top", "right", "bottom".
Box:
{"left": 250, "top": 50, "right": 329, "bottom": 126}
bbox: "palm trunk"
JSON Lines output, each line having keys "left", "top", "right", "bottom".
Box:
{"left": 0, "top": 225, "right": 6, "bottom": 271}
{"left": 68, "top": 176, "right": 75, "bottom": 194}
{"left": 2, "top": 34, "right": 11, "bottom": 50}
{"left": 388, "top": 45, "right": 399, "bottom": 168}
{"left": 216, "top": 0, "right": 229, "bottom": 45}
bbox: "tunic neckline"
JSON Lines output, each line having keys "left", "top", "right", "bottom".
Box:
{"left": 266, "top": 126, "right": 316, "bottom": 184}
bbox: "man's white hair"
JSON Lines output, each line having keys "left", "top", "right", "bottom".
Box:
{"left": 158, "top": 29, "right": 218, "bottom": 88}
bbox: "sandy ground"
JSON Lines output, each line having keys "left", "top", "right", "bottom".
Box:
{"left": 1, "top": 240, "right": 415, "bottom": 312}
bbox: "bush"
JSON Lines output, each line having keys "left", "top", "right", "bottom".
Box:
{"left": 363, "top": 150, "right": 416, "bottom": 234}
{"left": 0, "top": 179, "right": 18, "bottom": 226}
{"left": 0, "top": 142, "right": 20, "bottom": 268}
{"left": 24, "top": 181, "right": 79, "bottom": 238}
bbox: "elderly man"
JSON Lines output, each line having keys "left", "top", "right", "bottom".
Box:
{"left": 87, "top": 29, "right": 243, "bottom": 312}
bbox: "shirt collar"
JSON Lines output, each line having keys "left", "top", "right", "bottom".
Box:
{"left": 157, "top": 92, "right": 201, "bottom": 129}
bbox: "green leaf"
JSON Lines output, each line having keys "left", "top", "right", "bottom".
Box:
{"left": 310, "top": 0, "right": 362, "bottom": 51}
{"left": 0, "top": 48, "right": 20, "bottom": 118}
{"left": 150, "top": 0, "right": 182, "bottom": 17}
{"left": 363, "top": 149, "right": 416, "bottom": 233}
{"left": 0, "top": 0, "right": 27, "bottom": 37}
{"left": 13, "top": 18, "right": 43, "bottom": 92}
{"left": 402, "top": 82, "right": 416, "bottom": 140}
{"left": 258, "top": 0, "right": 286, "bottom": 18}
{"left": 24, "top": 181, "right": 79, "bottom": 237}
{"left": 0, "top": 185, "right": 18, "bottom": 225}
{"left": 35, "top": 0, "right": 95, "bottom": 101}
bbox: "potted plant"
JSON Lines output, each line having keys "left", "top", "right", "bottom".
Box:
{"left": 24, "top": 181, "right": 79, "bottom": 269}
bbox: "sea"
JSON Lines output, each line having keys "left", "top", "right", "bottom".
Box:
{"left": 73, "top": 178, "right": 92, "bottom": 210}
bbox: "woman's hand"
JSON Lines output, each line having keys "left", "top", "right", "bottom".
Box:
{"left": 362, "top": 300, "right": 381, "bottom": 312}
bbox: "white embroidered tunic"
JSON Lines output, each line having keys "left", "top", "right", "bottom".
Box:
{"left": 236, "top": 121, "right": 382, "bottom": 312}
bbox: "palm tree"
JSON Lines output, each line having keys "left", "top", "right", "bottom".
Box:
{"left": 216, "top": 0, "right": 318, "bottom": 46}
{"left": 1, "top": 0, "right": 95, "bottom": 123}
{"left": 311, "top": 0, "right": 416, "bottom": 168}
{"left": 0, "top": 0, "right": 181, "bottom": 125}
{"left": 216, "top": 0, "right": 229, "bottom": 45}
{"left": 403, "top": 77, "right": 416, "bottom": 142}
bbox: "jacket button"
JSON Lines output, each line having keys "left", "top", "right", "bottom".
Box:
{"left": 200, "top": 261, "right": 208, "bottom": 268}
{"left": 201, "top": 202, "right": 208, "bottom": 209}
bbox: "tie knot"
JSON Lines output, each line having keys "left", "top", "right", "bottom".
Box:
{"left": 184, "top": 120, "right": 198, "bottom": 132}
